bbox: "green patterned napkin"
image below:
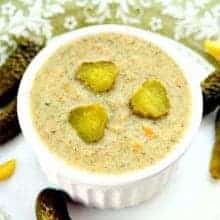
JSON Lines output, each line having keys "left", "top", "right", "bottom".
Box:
{"left": 0, "top": 0, "right": 220, "bottom": 67}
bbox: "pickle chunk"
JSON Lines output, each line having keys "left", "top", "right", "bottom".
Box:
{"left": 130, "top": 79, "right": 170, "bottom": 119}
{"left": 69, "top": 104, "right": 108, "bottom": 143}
{"left": 0, "top": 159, "right": 16, "bottom": 181}
{"left": 76, "top": 61, "right": 118, "bottom": 92}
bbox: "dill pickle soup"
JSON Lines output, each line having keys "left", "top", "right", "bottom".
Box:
{"left": 30, "top": 33, "right": 191, "bottom": 174}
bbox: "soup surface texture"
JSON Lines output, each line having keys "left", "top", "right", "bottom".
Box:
{"left": 31, "top": 33, "right": 191, "bottom": 174}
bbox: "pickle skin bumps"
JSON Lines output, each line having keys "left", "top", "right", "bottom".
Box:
{"left": 201, "top": 70, "right": 220, "bottom": 116}
{"left": 0, "top": 99, "right": 20, "bottom": 144}
{"left": 209, "top": 109, "right": 220, "bottom": 179}
{"left": 36, "top": 188, "right": 71, "bottom": 220}
{"left": 0, "top": 38, "right": 43, "bottom": 107}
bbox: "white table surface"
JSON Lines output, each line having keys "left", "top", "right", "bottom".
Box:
{"left": 0, "top": 114, "right": 219, "bottom": 220}
{"left": 0, "top": 35, "right": 219, "bottom": 219}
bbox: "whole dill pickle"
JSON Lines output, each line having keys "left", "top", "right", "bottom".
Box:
{"left": 0, "top": 99, "right": 20, "bottom": 144}
{"left": 209, "top": 109, "right": 220, "bottom": 179}
{"left": 36, "top": 188, "right": 71, "bottom": 220}
{"left": 0, "top": 38, "right": 43, "bottom": 106}
{"left": 201, "top": 70, "right": 220, "bottom": 116}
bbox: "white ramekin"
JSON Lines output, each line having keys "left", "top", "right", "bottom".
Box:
{"left": 17, "top": 25, "right": 203, "bottom": 209}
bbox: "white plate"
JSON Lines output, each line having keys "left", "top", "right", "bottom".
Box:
{"left": 0, "top": 34, "right": 218, "bottom": 220}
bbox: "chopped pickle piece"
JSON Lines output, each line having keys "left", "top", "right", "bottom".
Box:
{"left": 0, "top": 159, "right": 16, "bottom": 181}
{"left": 69, "top": 104, "right": 108, "bottom": 143}
{"left": 76, "top": 61, "right": 118, "bottom": 92}
{"left": 130, "top": 79, "right": 170, "bottom": 119}
{"left": 210, "top": 109, "right": 220, "bottom": 179}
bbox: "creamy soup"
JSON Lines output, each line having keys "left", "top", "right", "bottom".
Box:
{"left": 31, "top": 33, "right": 191, "bottom": 174}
